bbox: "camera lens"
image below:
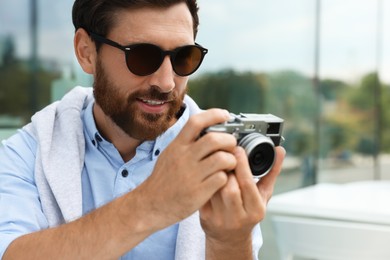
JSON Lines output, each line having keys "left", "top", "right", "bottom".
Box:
{"left": 238, "top": 133, "right": 275, "bottom": 178}
{"left": 248, "top": 143, "right": 275, "bottom": 176}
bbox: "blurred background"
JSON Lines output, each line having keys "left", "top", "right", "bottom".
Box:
{"left": 1, "top": 0, "right": 389, "bottom": 259}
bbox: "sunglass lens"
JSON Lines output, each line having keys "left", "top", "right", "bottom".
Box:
{"left": 126, "top": 44, "right": 162, "bottom": 76}
{"left": 174, "top": 46, "right": 203, "bottom": 76}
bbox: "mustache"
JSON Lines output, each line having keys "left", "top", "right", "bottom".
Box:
{"left": 128, "top": 86, "right": 176, "bottom": 103}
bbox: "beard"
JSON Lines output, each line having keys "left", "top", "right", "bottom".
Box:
{"left": 93, "top": 59, "right": 186, "bottom": 140}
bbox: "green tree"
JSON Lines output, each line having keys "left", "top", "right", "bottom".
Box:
{"left": 339, "top": 72, "right": 390, "bottom": 154}
{"left": 265, "top": 70, "right": 316, "bottom": 122}
{"left": 382, "top": 85, "right": 390, "bottom": 151}
{"left": 0, "top": 59, "right": 60, "bottom": 123}
{"left": 188, "top": 69, "right": 267, "bottom": 114}
{"left": 319, "top": 79, "right": 348, "bottom": 101}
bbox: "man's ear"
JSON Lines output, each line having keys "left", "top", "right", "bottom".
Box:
{"left": 74, "top": 28, "right": 97, "bottom": 75}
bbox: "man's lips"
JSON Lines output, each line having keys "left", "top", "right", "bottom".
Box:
{"left": 137, "top": 98, "right": 171, "bottom": 106}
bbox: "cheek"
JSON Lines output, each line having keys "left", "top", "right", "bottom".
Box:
{"left": 102, "top": 58, "right": 146, "bottom": 93}
{"left": 174, "top": 77, "right": 189, "bottom": 94}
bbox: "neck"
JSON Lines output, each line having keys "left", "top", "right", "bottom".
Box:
{"left": 93, "top": 103, "right": 141, "bottom": 162}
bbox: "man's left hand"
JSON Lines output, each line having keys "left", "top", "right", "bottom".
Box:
{"left": 200, "top": 145, "right": 286, "bottom": 258}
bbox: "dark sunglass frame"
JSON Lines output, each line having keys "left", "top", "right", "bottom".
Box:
{"left": 89, "top": 32, "right": 208, "bottom": 76}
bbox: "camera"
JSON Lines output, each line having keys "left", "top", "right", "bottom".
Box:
{"left": 202, "top": 113, "right": 284, "bottom": 178}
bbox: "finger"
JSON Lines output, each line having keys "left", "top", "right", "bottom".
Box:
{"left": 220, "top": 173, "right": 244, "bottom": 211}
{"left": 257, "top": 146, "right": 286, "bottom": 202}
{"left": 208, "top": 181, "right": 225, "bottom": 212}
{"left": 201, "top": 171, "right": 228, "bottom": 209}
{"left": 234, "top": 146, "right": 255, "bottom": 183}
{"left": 206, "top": 174, "right": 244, "bottom": 222}
{"left": 199, "top": 151, "right": 237, "bottom": 181}
{"left": 233, "top": 146, "right": 262, "bottom": 212}
{"left": 176, "top": 109, "right": 230, "bottom": 143}
{"left": 193, "top": 132, "right": 237, "bottom": 160}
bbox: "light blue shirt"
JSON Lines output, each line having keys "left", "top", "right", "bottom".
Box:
{"left": 0, "top": 100, "right": 190, "bottom": 259}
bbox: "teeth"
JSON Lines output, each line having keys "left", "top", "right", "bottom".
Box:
{"left": 141, "top": 99, "right": 165, "bottom": 105}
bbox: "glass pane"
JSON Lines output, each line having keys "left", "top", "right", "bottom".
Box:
{"left": 0, "top": 0, "right": 91, "bottom": 136}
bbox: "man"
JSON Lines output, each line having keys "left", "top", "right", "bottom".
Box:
{"left": 0, "top": 0, "right": 285, "bottom": 259}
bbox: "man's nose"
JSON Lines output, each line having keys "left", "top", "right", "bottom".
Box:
{"left": 149, "top": 56, "right": 175, "bottom": 93}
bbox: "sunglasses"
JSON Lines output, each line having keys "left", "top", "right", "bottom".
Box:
{"left": 89, "top": 32, "right": 208, "bottom": 77}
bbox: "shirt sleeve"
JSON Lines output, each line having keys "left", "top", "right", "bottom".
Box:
{"left": 0, "top": 130, "right": 49, "bottom": 258}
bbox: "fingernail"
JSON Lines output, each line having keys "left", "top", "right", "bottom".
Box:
{"left": 222, "top": 109, "right": 230, "bottom": 119}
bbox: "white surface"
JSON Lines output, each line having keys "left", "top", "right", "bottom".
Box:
{"left": 268, "top": 181, "right": 390, "bottom": 225}
{"left": 272, "top": 215, "right": 390, "bottom": 260}
{"left": 268, "top": 181, "right": 390, "bottom": 260}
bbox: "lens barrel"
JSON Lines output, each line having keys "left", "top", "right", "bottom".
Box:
{"left": 238, "top": 133, "right": 275, "bottom": 178}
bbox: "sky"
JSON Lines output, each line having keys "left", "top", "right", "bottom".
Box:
{"left": 1, "top": 0, "right": 389, "bottom": 83}
{"left": 196, "top": 0, "right": 390, "bottom": 83}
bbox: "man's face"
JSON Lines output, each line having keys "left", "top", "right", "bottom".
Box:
{"left": 93, "top": 3, "right": 194, "bottom": 140}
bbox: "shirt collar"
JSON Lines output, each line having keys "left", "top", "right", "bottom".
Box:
{"left": 152, "top": 103, "right": 189, "bottom": 160}
{"left": 82, "top": 100, "right": 189, "bottom": 161}
{"left": 83, "top": 100, "right": 104, "bottom": 148}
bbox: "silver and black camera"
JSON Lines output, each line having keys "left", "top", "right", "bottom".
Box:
{"left": 202, "top": 113, "right": 284, "bottom": 178}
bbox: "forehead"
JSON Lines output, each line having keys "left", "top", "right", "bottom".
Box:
{"left": 108, "top": 3, "right": 194, "bottom": 46}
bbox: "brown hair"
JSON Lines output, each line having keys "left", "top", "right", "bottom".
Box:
{"left": 72, "top": 0, "right": 200, "bottom": 39}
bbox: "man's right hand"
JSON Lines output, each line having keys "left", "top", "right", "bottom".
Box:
{"left": 136, "top": 108, "right": 237, "bottom": 230}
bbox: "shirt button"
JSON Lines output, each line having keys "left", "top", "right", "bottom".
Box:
{"left": 95, "top": 133, "right": 103, "bottom": 142}
{"left": 154, "top": 149, "right": 160, "bottom": 156}
{"left": 121, "top": 169, "right": 129, "bottom": 178}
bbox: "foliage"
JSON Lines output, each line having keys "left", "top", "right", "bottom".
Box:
{"left": 188, "top": 69, "right": 267, "bottom": 114}
{"left": 0, "top": 59, "right": 60, "bottom": 123}
{"left": 1, "top": 55, "right": 389, "bottom": 155}
{"left": 319, "top": 79, "right": 348, "bottom": 101}
{"left": 188, "top": 69, "right": 390, "bottom": 156}
{"left": 265, "top": 70, "right": 316, "bottom": 120}
{"left": 343, "top": 72, "right": 390, "bottom": 153}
